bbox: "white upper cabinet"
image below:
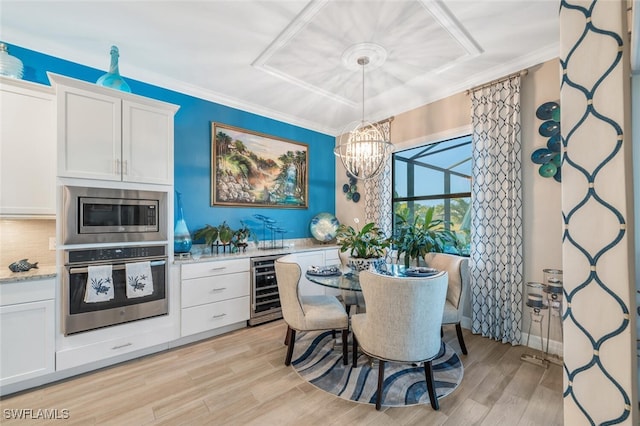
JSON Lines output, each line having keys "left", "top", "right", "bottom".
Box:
{"left": 0, "top": 77, "right": 56, "bottom": 216}
{"left": 49, "top": 73, "right": 179, "bottom": 185}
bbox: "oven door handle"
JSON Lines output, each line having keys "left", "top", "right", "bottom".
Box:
{"left": 69, "top": 260, "right": 167, "bottom": 275}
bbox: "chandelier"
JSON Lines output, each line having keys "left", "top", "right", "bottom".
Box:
{"left": 334, "top": 56, "right": 393, "bottom": 181}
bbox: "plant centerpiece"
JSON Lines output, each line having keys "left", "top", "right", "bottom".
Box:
{"left": 335, "top": 218, "right": 390, "bottom": 273}
{"left": 231, "top": 221, "right": 258, "bottom": 252}
{"left": 194, "top": 221, "right": 258, "bottom": 254}
{"left": 392, "top": 206, "right": 457, "bottom": 267}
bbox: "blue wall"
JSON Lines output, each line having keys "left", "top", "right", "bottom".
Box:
{"left": 10, "top": 43, "right": 336, "bottom": 240}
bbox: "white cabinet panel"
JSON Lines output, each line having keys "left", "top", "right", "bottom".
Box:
{"left": 181, "top": 271, "right": 249, "bottom": 308}
{"left": 57, "top": 85, "right": 121, "bottom": 181}
{"left": 56, "top": 325, "right": 173, "bottom": 371}
{"left": 181, "top": 258, "right": 249, "bottom": 280}
{"left": 122, "top": 101, "right": 174, "bottom": 184}
{"left": 180, "top": 258, "right": 250, "bottom": 337}
{"left": 181, "top": 296, "right": 249, "bottom": 337}
{"left": 0, "top": 77, "right": 56, "bottom": 216}
{"left": 0, "top": 278, "right": 55, "bottom": 386}
{"left": 50, "top": 73, "right": 178, "bottom": 185}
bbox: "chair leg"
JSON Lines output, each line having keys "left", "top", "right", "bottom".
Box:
{"left": 424, "top": 360, "right": 439, "bottom": 410}
{"left": 284, "top": 327, "right": 290, "bottom": 346}
{"left": 332, "top": 330, "right": 336, "bottom": 338}
{"left": 440, "top": 326, "right": 444, "bottom": 338}
{"left": 352, "top": 333, "right": 358, "bottom": 367}
{"left": 285, "top": 327, "right": 296, "bottom": 366}
{"left": 341, "top": 329, "right": 349, "bottom": 365}
{"left": 455, "top": 323, "right": 468, "bottom": 355}
{"left": 376, "top": 359, "right": 385, "bottom": 411}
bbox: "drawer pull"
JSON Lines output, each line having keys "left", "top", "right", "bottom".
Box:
{"left": 211, "top": 287, "right": 227, "bottom": 292}
{"left": 212, "top": 313, "right": 227, "bottom": 319}
{"left": 210, "top": 266, "right": 227, "bottom": 271}
{"left": 112, "top": 342, "right": 133, "bottom": 350}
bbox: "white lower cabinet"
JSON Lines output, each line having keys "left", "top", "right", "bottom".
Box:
{"left": 181, "top": 258, "right": 250, "bottom": 337}
{"left": 0, "top": 279, "right": 55, "bottom": 386}
{"left": 55, "top": 324, "right": 174, "bottom": 371}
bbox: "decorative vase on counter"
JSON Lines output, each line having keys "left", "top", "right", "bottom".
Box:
{"left": 174, "top": 191, "right": 192, "bottom": 254}
{"left": 0, "top": 42, "right": 23, "bottom": 79}
{"left": 96, "top": 45, "right": 131, "bottom": 92}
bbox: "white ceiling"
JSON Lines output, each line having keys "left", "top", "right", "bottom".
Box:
{"left": 1, "top": 0, "right": 562, "bottom": 135}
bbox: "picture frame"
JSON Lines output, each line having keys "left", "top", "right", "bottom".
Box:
{"left": 211, "top": 122, "right": 308, "bottom": 208}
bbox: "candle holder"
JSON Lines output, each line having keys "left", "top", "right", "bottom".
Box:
{"left": 521, "top": 282, "right": 550, "bottom": 368}
{"left": 543, "top": 269, "right": 563, "bottom": 366}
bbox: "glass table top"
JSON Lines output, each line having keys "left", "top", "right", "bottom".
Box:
{"left": 305, "top": 264, "right": 439, "bottom": 292}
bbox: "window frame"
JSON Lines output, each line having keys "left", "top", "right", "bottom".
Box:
{"left": 391, "top": 134, "right": 472, "bottom": 253}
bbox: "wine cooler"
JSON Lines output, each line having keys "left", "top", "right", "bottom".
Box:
{"left": 249, "top": 254, "right": 288, "bottom": 325}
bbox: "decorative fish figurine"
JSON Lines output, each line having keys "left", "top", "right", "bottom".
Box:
{"left": 8, "top": 259, "right": 39, "bottom": 273}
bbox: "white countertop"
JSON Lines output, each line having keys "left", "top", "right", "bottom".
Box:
{"left": 173, "top": 240, "right": 339, "bottom": 264}
{"left": 0, "top": 265, "right": 57, "bottom": 283}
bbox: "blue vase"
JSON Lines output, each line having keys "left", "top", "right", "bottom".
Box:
{"left": 96, "top": 45, "right": 131, "bottom": 93}
{"left": 174, "top": 191, "right": 192, "bottom": 254}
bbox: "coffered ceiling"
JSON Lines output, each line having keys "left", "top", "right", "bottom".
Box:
{"left": 1, "top": 1, "right": 561, "bottom": 135}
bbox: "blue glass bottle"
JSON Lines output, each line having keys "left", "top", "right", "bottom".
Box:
{"left": 96, "top": 45, "right": 131, "bottom": 93}
{"left": 174, "top": 191, "right": 192, "bottom": 254}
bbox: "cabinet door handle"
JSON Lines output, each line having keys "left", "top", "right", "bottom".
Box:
{"left": 211, "top": 287, "right": 227, "bottom": 292}
{"left": 112, "top": 342, "right": 132, "bottom": 350}
{"left": 212, "top": 313, "right": 227, "bottom": 319}
{"left": 115, "top": 159, "right": 121, "bottom": 174}
{"left": 210, "top": 267, "right": 227, "bottom": 271}
{"left": 123, "top": 160, "right": 128, "bottom": 175}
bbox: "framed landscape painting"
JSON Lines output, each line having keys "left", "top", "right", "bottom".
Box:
{"left": 211, "top": 123, "right": 308, "bottom": 208}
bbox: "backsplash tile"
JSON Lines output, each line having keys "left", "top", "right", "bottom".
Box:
{"left": 0, "top": 219, "right": 56, "bottom": 269}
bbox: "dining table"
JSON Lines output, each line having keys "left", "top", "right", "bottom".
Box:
{"left": 304, "top": 263, "right": 439, "bottom": 292}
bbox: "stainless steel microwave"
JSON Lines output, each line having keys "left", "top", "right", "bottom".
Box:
{"left": 62, "top": 186, "right": 167, "bottom": 244}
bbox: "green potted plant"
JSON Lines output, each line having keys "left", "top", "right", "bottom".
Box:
{"left": 392, "top": 206, "right": 457, "bottom": 267}
{"left": 231, "top": 221, "right": 258, "bottom": 252}
{"left": 193, "top": 224, "right": 219, "bottom": 248}
{"left": 336, "top": 219, "right": 390, "bottom": 272}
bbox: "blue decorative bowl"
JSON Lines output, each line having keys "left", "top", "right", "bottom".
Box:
{"left": 309, "top": 213, "right": 340, "bottom": 242}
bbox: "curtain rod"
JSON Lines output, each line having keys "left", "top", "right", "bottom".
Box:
{"left": 465, "top": 69, "right": 529, "bottom": 94}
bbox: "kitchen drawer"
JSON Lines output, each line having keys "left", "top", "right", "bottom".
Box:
{"left": 0, "top": 278, "right": 55, "bottom": 306}
{"left": 181, "top": 258, "right": 249, "bottom": 280}
{"left": 181, "top": 296, "right": 249, "bottom": 337}
{"left": 56, "top": 325, "right": 173, "bottom": 371}
{"left": 181, "top": 271, "right": 249, "bottom": 308}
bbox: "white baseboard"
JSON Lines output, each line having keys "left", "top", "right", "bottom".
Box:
{"left": 460, "top": 316, "right": 563, "bottom": 358}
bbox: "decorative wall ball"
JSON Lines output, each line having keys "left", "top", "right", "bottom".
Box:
{"left": 532, "top": 101, "right": 562, "bottom": 182}
{"left": 343, "top": 171, "right": 361, "bottom": 203}
{"left": 309, "top": 212, "right": 340, "bottom": 242}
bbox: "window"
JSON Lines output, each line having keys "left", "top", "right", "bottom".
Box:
{"left": 392, "top": 134, "right": 472, "bottom": 255}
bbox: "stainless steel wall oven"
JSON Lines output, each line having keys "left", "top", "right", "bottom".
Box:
{"left": 63, "top": 245, "right": 168, "bottom": 335}
{"left": 62, "top": 186, "right": 167, "bottom": 245}
{"left": 249, "top": 254, "right": 288, "bottom": 326}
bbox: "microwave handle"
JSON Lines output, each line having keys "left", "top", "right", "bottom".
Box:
{"left": 69, "top": 260, "right": 166, "bottom": 275}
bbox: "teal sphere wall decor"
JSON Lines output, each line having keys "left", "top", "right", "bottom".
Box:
{"left": 532, "top": 101, "right": 561, "bottom": 182}
{"left": 343, "top": 171, "right": 361, "bottom": 202}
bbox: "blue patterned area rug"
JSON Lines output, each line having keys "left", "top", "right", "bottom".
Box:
{"left": 291, "top": 331, "right": 463, "bottom": 407}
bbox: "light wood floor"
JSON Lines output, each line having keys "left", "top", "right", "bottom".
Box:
{"left": 0, "top": 320, "right": 563, "bottom": 425}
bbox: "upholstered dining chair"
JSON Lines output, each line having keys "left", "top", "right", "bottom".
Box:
{"left": 274, "top": 255, "right": 350, "bottom": 366}
{"left": 338, "top": 250, "right": 366, "bottom": 315}
{"left": 351, "top": 269, "right": 449, "bottom": 411}
{"left": 424, "top": 253, "right": 469, "bottom": 355}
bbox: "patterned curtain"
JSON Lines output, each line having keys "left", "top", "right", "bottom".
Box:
{"left": 365, "top": 119, "right": 393, "bottom": 237}
{"left": 469, "top": 76, "right": 523, "bottom": 345}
